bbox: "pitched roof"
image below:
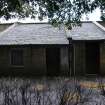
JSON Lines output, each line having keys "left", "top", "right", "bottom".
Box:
{"left": 0, "top": 23, "right": 68, "bottom": 45}
{"left": 0, "top": 22, "right": 105, "bottom": 45}
{"left": 98, "top": 21, "right": 105, "bottom": 29}
{"left": 0, "top": 23, "right": 12, "bottom": 32}
{"left": 66, "top": 22, "right": 105, "bottom": 40}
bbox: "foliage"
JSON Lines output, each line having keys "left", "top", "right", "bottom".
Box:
{"left": 0, "top": 0, "right": 105, "bottom": 29}
{"left": 0, "top": 77, "right": 104, "bottom": 105}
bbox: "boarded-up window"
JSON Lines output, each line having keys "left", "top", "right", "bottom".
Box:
{"left": 11, "top": 49, "right": 24, "bottom": 66}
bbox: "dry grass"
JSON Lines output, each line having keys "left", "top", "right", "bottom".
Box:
{"left": 0, "top": 77, "right": 104, "bottom": 105}
{"left": 79, "top": 81, "right": 105, "bottom": 89}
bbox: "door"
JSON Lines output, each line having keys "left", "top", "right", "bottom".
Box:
{"left": 46, "top": 47, "right": 60, "bottom": 76}
{"left": 86, "top": 42, "right": 100, "bottom": 74}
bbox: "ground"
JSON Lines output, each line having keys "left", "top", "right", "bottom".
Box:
{"left": 0, "top": 77, "right": 105, "bottom": 105}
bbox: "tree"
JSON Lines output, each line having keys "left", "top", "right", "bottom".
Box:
{"left": 0, "top": 0, "right": 105, "bottom": 29}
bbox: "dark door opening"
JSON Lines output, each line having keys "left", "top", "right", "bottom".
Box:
{"left": 46, "top": 47, "right": 60, "bottom": 76}
{"left": 86, "top": 42, "right": 100, "bottom": 74}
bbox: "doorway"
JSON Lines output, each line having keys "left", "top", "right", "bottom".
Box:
{"left": 85, "top": 42, "right": 100, "bottom": 74}
{"left": 46, "top": 47, "right": 60, "bottom": 76}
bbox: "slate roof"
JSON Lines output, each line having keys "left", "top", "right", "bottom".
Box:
{"left": 0, "top": 23, "right": 68, "bottom": 45}
{"left": 0, "top": 24, "right": 12, "bottom": 32}
{"left": 98, "top": 21, "right": 105, "bottom": 28}
{"left": 66, "top": 22, "right": 105, "bottom": 40}
{"left": 0, "top": 22, "right": 105, "bottom": 45}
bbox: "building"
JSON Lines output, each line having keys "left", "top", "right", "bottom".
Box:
{"left": 0, "top": 21, "right": 105, "bottom": 76}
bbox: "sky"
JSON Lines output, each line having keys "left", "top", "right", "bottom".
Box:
{"left": 82, "top": 8, "right": 101, "bottom": 21}
{"left": 0, "top": 8, "right": 101, "bottom": 23}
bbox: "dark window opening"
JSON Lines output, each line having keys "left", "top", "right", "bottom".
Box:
{"left": 10, "top": 49, "right": 24, "bottom": 66}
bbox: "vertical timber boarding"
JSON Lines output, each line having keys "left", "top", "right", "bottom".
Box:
{"left": 100, "top": 42, "right": 105, "bottom": 75}
{"left": 31, "top": 47, "right": 46, "bottom": 76}
{"left": 85, "top": 42, "right": 100, "bottom": 74}
{"left": 68, "top": 38, "right": 75, "bottom": 76}
{"left": 74, "top": 42, "right": 86, "bottom": 75}
{"left": 60, "top": 47, "right": 69, "bottom": 76}
{"left": 46, "top": 47, "right": 60, "bottom": 76}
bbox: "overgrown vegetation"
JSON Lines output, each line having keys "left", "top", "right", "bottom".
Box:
{"left": 0, "top": 77, "right": 104, "bottom": 105}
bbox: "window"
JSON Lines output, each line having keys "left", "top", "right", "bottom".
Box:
{"left": 10, "top": 49, "right": 24, "bottom": 66}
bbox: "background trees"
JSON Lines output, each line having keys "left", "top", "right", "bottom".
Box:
{"left": 0, "top": 0, "right": 105, "bottom": 28}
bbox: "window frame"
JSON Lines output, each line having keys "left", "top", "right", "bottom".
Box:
{"left": 10, "top": 48, "right": 24, "bottom": 67}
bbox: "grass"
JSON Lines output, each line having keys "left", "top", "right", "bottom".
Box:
{"left": 0, "top": 77, "right": 104, "bottom": 105}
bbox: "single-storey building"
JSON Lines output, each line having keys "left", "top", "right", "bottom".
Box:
{"left": 0, "top": 21, "right": 105, "bottom": 76}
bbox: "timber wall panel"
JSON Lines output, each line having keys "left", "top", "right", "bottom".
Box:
{"left": 74, "top": 42, "right": 85, "bottom": 75}
{"left": 60, "top": 47, "right": 69, "bottom": 75}
{"left": 31, "top": 47, "right": 46, "bottom": 75}
{"left": 100, "top": 43, "right": 105, "bottom": 75}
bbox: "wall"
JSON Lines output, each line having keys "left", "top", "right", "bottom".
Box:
{"left": 0, "top": 46, "right": 46, "bottom": 76}
{"left": 60, "top": 46, "right": 69, "bottom": 76}
{"left": 74, "top": 41, "right": 105, "bottom": 75}
{"left": 31, "top": 47, "right": 46, "bottom": 75}
{"left": 0, "top": 45, "right": 86, "bottom": 76}
{"left": 100, "top": 42, "right": 105, "bottom": 75}
{"left": 1, "top": 43, "right": 105, "bottom": 76}
{"left": 0, "top": 47, "right": 9, "bottom": 72}
{"left": 74, "top": 42, "right": 85, "bottom": 75}
{"left": 0, "top": 46, "right": 70, "bottom": 76}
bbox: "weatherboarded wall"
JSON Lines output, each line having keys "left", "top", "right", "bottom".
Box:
{"left": 100, "top": 42, "right": 105, "bottom": 75}
{"left": 60, "top": 46, "right": 69, "bottom": 76}
{"left": 0, "top": 43, "right": 105, "bottom": 76}
{"left": 0, "top": 47, "right": 9, "bottom": 74}
{"left": 0, "top": 46, "right": 46, "bottom": 76}
{"left": 31, "top": 47, "right": 46, "bottom": 75}
{"left": 74, "top": 42, "right": 85, "bottom": 75}
{"left": 0, "top": 46, "right": 70, "bottom": 76}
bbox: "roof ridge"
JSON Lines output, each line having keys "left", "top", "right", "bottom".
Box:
{"left": 0, "top": 21, "right": 95, "bottom": 25}
{"left": 0, "top": 23, "right": 17, "bottom": 37}
{"left": 0, "top": 23, "right": 13, "bottom": 25}
{"left": 14, "top": 22, "right": 49, "bottom": 24}
{"left": 93, "top": 21, "right": 105, "bottom": 32}
{"left": 13, "top": 21, "right": 93, "bottom": 24}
